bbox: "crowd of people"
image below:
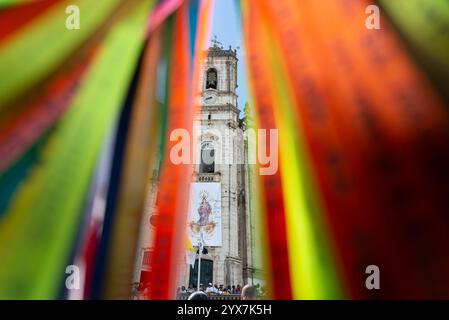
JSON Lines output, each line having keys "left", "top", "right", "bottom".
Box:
{"left": 131, "top": 282, "right": 266, "bottom": 300}
{"left": 176, "top": 283, "right": 266, "bottom": 300}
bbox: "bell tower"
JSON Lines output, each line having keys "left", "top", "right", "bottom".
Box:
{"left": 181, "top": 38, "right": 248, "bottom": 288}
{"left": 133, "top": 38, "right": 266, "bottom": 296}
{"left": 200, "top": 36, "right": 239, "bottom": 119}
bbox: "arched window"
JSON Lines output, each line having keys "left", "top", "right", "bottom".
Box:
{"left": 200, "top": 142, "right": 215, "bottom": 173}
{"left": 206, "top": 68, "right": 218, "bottom": 89}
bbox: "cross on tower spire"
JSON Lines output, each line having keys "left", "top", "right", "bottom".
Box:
{"left": 211, "top": 35, "right": 222, "bottom": 49}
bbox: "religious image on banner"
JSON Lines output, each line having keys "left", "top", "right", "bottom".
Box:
{"left": 188, "top": 183, "right": 222, "bottom": 246}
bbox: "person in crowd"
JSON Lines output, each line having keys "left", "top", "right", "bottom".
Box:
{"left": 205, "top": 283, "right": 215, "bottom": 294}
{"left": 236, "top": 284, "right": 241, "bottom": 294}
{"left": 187, "top": 283, "right": 195, "bottom": 294}
{"left": 177, "top": 286, "right": 188, "bottom": 300}
{"left": 131, "top": 282, "right": 140, "bottom": 300}
{"left": 241, "top": 284, "right": 257, "bottom": 300}
{"left": 143, "top": 284, "right": 150, "bottom": 300}
{"left": 231, "top": 285, "right": 236, "bottom": 294}
{"left": 188, "top": 291, "right": 208, "bottom": 300}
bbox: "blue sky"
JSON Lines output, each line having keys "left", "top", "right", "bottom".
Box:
{"left": 210, "top": 0, "right": 248, "bottom": 114}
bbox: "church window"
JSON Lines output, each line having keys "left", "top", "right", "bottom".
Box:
{"left": 200, "top": 142, "right": 215, "bottom": 173}
{"left": 206, "top": 68, "right": 218, "bottom": 89}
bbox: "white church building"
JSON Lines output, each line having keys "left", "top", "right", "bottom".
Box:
{"left": 133, "top": 41, "right": 265, "bottom": 293}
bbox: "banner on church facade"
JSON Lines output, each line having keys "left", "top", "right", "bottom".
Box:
{"left": 188, "top": 182, "right": 222, "bottom": 247}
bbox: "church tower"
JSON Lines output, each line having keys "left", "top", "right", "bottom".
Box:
{"left": 179, "top": 39, "right": 249, "bottom": 289}
{"left": 132, "top": 39, "right": 264, "bottom": 298}
{"left": 200, "top": 38, "right": 239, "bottom": 112}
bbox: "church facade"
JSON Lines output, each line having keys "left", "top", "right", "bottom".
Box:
{"left": 133, "top": 42, "right": 264, "bottom": 293}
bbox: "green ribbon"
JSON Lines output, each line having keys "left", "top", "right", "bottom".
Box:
{"left": 379, "top": 0, "right": 449, "bottom": 98}
{"left": 0, "top": 0, "right": 122, "bottom": 109}
{"left": 0, "top": 1, "right": 151, "bottom": 299}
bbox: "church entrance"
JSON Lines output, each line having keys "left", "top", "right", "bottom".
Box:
{"left": 189, "top": 259, "right": 213, "bottom": 287}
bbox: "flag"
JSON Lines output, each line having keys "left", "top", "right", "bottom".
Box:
{"left": 185, "top": 235, "right": 196, "bottom": 269}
